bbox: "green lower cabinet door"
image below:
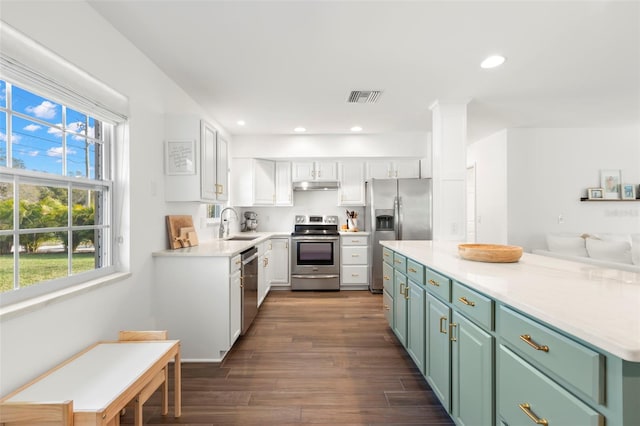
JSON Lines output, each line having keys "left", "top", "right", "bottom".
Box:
{"left": 498, "top": 345, "right": 603, "bottom": 426}
{"left": 406, "top": 280, "right": 425, "bottom": 374}
{"left": 393, "top": 270, "right": 408, "bottom": 346}
{"left": 426, "top": 293, "right": 451, "bottom": 411}
{"left": 452, "top": 312, "right": 494, "bottom": 426}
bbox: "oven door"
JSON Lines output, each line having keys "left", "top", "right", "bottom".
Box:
{"left": 291, "top": 235, "right": 340, "bottom": 275}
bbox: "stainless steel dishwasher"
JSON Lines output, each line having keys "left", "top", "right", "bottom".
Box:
{"left": 240, "top": 246, "right": 258, "bottom": 335}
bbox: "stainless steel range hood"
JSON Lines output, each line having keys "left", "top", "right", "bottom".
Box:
{"left": 293, "top": 181, "right": 341, "bottom": 191}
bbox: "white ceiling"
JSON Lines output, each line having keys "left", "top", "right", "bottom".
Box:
{"left": 88, "top": 1, "right": 639, "bottom": 141}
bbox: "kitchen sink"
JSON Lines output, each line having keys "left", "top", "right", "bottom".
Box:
{"left": 226, "top": 236, "right": 260, "bottom": 241}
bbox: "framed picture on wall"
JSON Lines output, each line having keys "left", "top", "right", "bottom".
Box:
{"left": 600, "top": 169, "right": 621, "bottom": 199}
{"left": 587, "top": 187, "right": 604, "bottom": 200}
{"left": 621, "top": 183, "right": 637, "bottom": 200}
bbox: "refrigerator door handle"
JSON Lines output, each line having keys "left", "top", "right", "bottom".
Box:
{"left": 395, "top": 196, "right": 402, "bottom": 239}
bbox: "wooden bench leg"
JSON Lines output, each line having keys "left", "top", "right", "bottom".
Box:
{"left": 162, "top": 367, "right": 169, "bottom": 415}
{"left": 134, "top": 396, "right": 143, "bottom": 426}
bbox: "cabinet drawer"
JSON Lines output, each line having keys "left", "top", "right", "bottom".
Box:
{"left": 231, "top": 254, "right": 242, "bottom": 272}
{"left": 393, "top": 253, "right": 406, "bottom": 273}
{"left": 342, "top": 235, "right": 368, "bottom": 246}
{"left": 342, "top": 246, "right": 368, "bottom": 265}
{"left": 383, "top": 289, "right": 393, "bottom": 327}
{"left": 342, "top": 265, "right": 368, "bottom": 284}
{"left": 425, "top": 268, "right": 450, "bottom": 302}
{"left": 452, "top": 281, "right": 493, "bottom": 330}
{"left": 498, "top": 345, "right": 603, "bottom": 426}
{"left": 406, "top": 259, "right": 424, "bottom": 285}
{"left": 382, "top": 247, "right": 394, "bottom": 265}
{"left": 383, "top": 262, "right": 394, "bottom": 295}
{"left": 498, "top": 306, "right": 604, "bottom": 404}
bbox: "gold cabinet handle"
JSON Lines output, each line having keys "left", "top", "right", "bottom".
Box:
{"left": 449, "top": 323, "right": 457, "bottom": 342}
{"left": 458, "top": 296, "right": 475, "bottom": 307}
{"left": 383, "top": 253, "right": 390, "bottom": 257}
{"left": 383, "top": 275, "right": 390, "bottom": 281}
{"left": 404, "top": 286, "right": 409, "bottom": 300}
{"left": 518, "top": 403, "right": 548, "bottom": 425}
{"left": 235, "top": 259, "right": 241, "bottom": 265}
{"left": 428, "top": 279, "right": 440, "bottom": 287}
{"left": 408, "top": 267, "right": 417, "bottom": 273}
{"left": 351, "top": 273, "right": 359, "bottom": 277}
{"left": 520, "top": 334, "right": 549, "bottom": 353}
{"left": 383, "top": 304, "right": 390, "bottom": 311}
{"left": 394, "top": 259, "right": 402, "bottom": 264}
{"left": 352, "top": 254, "right": 359, "bottom": 257}
{"left": 439, "top": 316, "right": 447, "bottom": 334}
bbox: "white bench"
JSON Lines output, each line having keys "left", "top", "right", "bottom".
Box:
{"left": 0, "top": 331, "right": 181, "bottom": 425}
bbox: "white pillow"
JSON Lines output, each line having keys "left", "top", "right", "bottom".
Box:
{"left": 585, "top": 238, "right": 633, "bottom": 264}
{"left": 546, "top": 234, "right": 588, "bottom": 257}
{"left": 631, "top": 234, "right": 640, "bottom": 265}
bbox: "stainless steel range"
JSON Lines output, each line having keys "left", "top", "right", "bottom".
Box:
{"left": 291, "top": 215, "right": 340, "bottom": 291}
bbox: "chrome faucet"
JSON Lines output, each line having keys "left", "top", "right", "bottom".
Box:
{"left": 218, "top": 207, "right": 239, "bottom": 239}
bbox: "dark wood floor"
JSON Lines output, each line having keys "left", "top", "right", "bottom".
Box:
{"left": 123, "top": 290, "right": 453, "bottom": 425}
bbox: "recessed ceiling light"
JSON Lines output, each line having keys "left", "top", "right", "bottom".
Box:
{"left": 351, "top": 126, "right": 363, "bottom": 132}
{"left": 480, "top": 55, "right": 506, "bottom": 69}
{"left": 294, "top": 127, "right": 306, "bottom": 132}
{"left": 237, "top": 120, "right": 246, "bottom": 126}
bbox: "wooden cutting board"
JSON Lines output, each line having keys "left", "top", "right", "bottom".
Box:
{"left": 166, "top": 215, "right": 199, "bottom": 249}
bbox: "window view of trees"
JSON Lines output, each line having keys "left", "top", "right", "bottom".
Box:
{"left": 0, "top": 79, "right": 112, "bottom": 295}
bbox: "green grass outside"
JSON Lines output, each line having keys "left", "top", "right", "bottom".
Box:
{"left": 0, "top": 253, "right": 96, "bottom": 293}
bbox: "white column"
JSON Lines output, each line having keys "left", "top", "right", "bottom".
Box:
{"left": 429, "top": 100, "right": 469, "bottom": 241}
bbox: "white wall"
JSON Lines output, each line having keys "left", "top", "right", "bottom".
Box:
{"left": 232, "top": 133, "right": 429, "bottom": 159}
{"left": 467, "top": 130, "right": 508, "bottom": 244}
{"left": 470, "top": 127, "right": 640, "bottom": 252}
{"left": 0, "top": 2, "right": 226, "bottom": 394}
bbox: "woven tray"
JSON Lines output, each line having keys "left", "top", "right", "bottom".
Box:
{"left": 458, "top": 243, "right": 523, "bottom": 263}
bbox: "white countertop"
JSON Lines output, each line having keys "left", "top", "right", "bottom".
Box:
{"left": 380, "top": 240, "right": 640, "bottom": 362}
{"left": 152, "top": 232, "right": 290, "bottom": 257}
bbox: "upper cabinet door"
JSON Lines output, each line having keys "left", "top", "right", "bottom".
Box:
{"left": 366, "top": 161, "right": 393, "bottom": 179}
{"left": 275, "top": 161, "right": 292, "bottom": 206}
{"left": 394, "top": 159, "right": 421, "bottom": 179}
{"left": 292, "top": 162, "right": 315, "bottom": 181}
{"left": 216, "top": 135, "right": 229, "bottom": 201}
{"left": 315, "top": 161, "right": 337, "bottom": 181}
{"left": 254, "top": 159, "right": 276, "bottom": 205}
{"left": 200, "top": 120, "right": 218, "bottom": 201}
{"left": 338, "top": 161, "right": 365, "bottom": 206}
{"left": 292, "top": 161, "right": 337, "bottom": 181}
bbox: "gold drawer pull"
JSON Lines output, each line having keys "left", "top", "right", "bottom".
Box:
{"left": 408, "top": 267, "right": 417, "bottom": 273}
{"left": 352, "top": 254, "right": 359, "bottom": 257}
{"left": 428, "top": 279, "right": 440, "bottom": 287}
{"left": 404, "top": 287, "right": 409, "bottom": 300}
{"left": 383, "top": 275, "right": 390, "bottom": 280}
{"left": 394, "top": 259, "right": 402, "bottom": 264}
{"left": 520, "top": 334, "right": 549, "bottom": 352}
{"left": 439, "top": 316, "right": 447, "bottom": 334}
{"left": 458, "top": 296, "right": 475, "bottom": 307}
{"left": 351, "top": 240, "right": 360, "bottom": 243}
{"left": 384, "top": 253, "right": 390, "bottom": 257}
{"left": 519, "top": 403, "right": 548, "bottom": 425}
{"left": 383, "top": 304, "right": 390, "bottom": 311}
{"left": 351, "top": 273, "right": 359, "bottom": 277}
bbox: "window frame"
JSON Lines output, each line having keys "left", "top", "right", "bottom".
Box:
{"left": 0, "top": 80, "right": 118, "bottom": 307}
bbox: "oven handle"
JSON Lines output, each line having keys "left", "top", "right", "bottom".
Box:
{"left": 291, "top": 274, "right": 340, "bottom": 279}
{"left": 291, "top": 236, "right": 339, "bottom": 241}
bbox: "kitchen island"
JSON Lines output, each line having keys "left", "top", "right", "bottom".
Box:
{"left": 380, "top": 240, "right": 640, "bottom": 426}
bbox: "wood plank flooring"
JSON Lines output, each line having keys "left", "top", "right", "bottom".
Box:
{"left": 122, "top": 290, "right": 453, "bottom": 425}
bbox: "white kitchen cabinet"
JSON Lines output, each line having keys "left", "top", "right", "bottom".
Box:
{"left": 338, "top": 161, "right": 365, "bottom": 206}
{"left": 340, "top": 234, "right": 369, "bottom": 290}
{"left": 230, "top": 158, "right": 275, "bottom": 206}
{"left": 275, "top": 161, "right": 293, "bottom": 206}
{"left": 165, "top": 116, "right": 228, "bottom": 202}
{"left": 258, "top": 240, "right": 272, "bottom": 307}
{"left": 153, "top": 255, "right": 240, "bottom": 361}
{"left": 366, "top": 159, "right": 421, "bottom": 179}
{"left": 292, "top": 161, "right": 337, "bottom": 181}
{"left": 270, "top": 237, "right": 290, "bottom": 287}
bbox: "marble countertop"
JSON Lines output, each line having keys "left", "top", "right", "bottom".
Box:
{"left": 380, "top": 240, "right": 640, "bottom": 362}
{"left": 152, "top": 232, "right": 290, "bottom": 258}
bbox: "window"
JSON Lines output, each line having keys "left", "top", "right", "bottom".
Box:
{"left": 0, "top": 79, "right": 116, "bottom": 302}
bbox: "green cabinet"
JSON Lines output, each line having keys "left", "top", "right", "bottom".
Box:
{"left": 406, "top": 279, "right": 425, "bottom": 374}
{"left": 426, "top": 292, "right": 451, "bottom": 411}
{"left": 451, "top": 311, "right": 494, "bottom": 426}
{"left": 393, "top": 269, "right": 408, "bottom": 346}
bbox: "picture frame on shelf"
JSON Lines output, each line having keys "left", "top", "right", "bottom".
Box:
{"left": 600, "top": 169, "right": 621, "bottom": 199}
{"left": 621, "top": 183, "right": 637, "bottom": 200}
{"left": 587, "top": 187, "right": 604, "bottom": 200}
{"left": 165, "top": 140, "right": 196, "bottom": 175}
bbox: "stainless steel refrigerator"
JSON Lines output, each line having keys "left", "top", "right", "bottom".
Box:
{"left": 365, "top": 178, "right": 433, "bottom": 293}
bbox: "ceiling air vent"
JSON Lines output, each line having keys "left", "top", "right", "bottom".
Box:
{"left": 347, "top": 90, "right": 382, "bottom": 104}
